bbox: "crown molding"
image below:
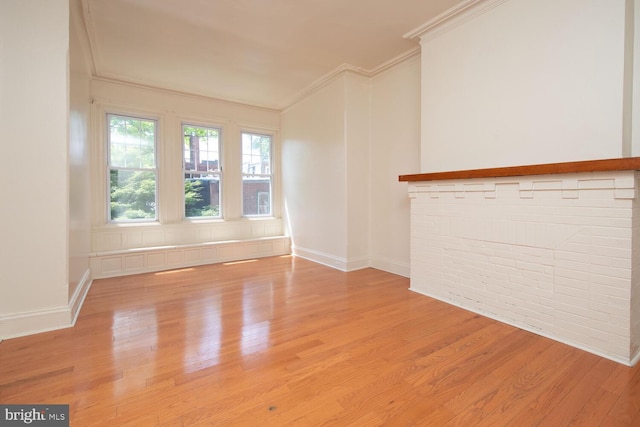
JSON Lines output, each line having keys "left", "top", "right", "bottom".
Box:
{"left": 79, "top": 0, "right": 100, "bottom": 76}
{"left": 369, "top": 46, "right": 421, "bottom": 76}
{"left": 91, "top": 75, "right": 282, "bottom": 112}
{"left": 279, "top": 65, "right": 354, "bottom": 112}
{"left": 281, "top": 47, "right": 421, "bottom": 111}
{"left": 403, "top": 0, "right": 509, "bottom": 41}
{"left": 70, "top": 0, "right": 95, "bottom": 76}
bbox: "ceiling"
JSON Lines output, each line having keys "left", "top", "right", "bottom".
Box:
{"left": 81, "top": 0, "right": 466, "bottom": 110}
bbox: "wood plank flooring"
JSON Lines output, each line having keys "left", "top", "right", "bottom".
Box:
{"left": 1, "top": 255, "right": 639, "bottom": 426}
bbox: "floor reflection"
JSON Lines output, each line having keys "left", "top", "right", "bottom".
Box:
{"left": 241, "top": 280, "right": 273, "bottom": 356}
{"left": 182, "top": 297, "right": 222, "bottom": 374}
{"left": 111, "top": 307, "right": 158, "bottom": 396}
{"left": 241, "top": 321, "right": 270, "bottom": 356}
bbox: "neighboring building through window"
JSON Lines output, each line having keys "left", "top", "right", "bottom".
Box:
{"left": 241, "top": 132, "right": 272, "bottom": 216}
{"left": 183, "top": 124, "right": 222, "bottom": 218}
{"left": 108, "top": 114, "right": 157, "bottom": 221}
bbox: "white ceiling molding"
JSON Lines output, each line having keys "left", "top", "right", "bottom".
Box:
{"left": 91, "top": 76, "right": 282, "bottom": 112}
{"left": 281, "top": 46, "right": 421, "bottom": 112}
{"left": 70, "top": 0, "right": 96, "bottom": 76}
{"left": 280, "top": 64, "right": 365, "bottom": 112}
{"left": 404, "top": 0, "right": 510, "bottom": 42}
{"left": 79, "top": 0, "right": 99, "bottom": 78}
{"left": 369, "top": 46, "right": 422, "bottom": 76}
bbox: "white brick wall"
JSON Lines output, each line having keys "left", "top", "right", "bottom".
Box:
{"left": 408, "top": 170, "right": 640, "bottom": 365}
{"left": 632, "top": 194, "right": 640, "bottom": 364}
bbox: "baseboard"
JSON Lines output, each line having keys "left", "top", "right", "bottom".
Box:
{"left": 69, "top": 269, "right": 93, "bottom": 325}
{"left": 346, "top": 256, "right": 370, "bottom": 272}
{"left": 0, "top": 269, "right": 92, "bottom": 340}
{"left": 370, "top": 257, "right": 410, "bottom": 278}
{"left": 292, "top": 246, "right": 370, "bottom": 272}
{"left": 630, "top": 348, "right": 640, "bottom": 367}
{"left": 408, "top": 287, "right": 635, "bottom": 367}
{"left": 292, "top": 246, "right": 347, "bottom": 270}
{"left": 292, "top": 247, "right": 410, "bottom": 276}
{"left": 90, "top": 236, "right": 291, "bottom": 278}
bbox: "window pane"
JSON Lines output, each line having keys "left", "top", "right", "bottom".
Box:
{"left": 185, "top": 174, "right": 221, "bottom": 218}
{"left": 184, "top": 125, "right": 220, "bottom": 172}
{"left": 110, "top": 170, "right": 156, "bottom": 220}
{"left": 242, "top": 133, "right": 271, "bottom": 175}
{"left": 109, "top": 115, "right": 156, "bottom": 168}
{"left": 242, "top": 176, "right": 271, "bottom": 216}
{"left": 241, "top": 132, "right": 272, "bottom": 217}
{"left": 183, "top": 124, "right": 222, "bottom": 218}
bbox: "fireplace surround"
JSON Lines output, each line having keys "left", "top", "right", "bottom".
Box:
{"left": 401, "top": 158, "right": 640, "bottom": 366}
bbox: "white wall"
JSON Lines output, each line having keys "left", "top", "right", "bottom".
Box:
{"left": 632, "top": 0, "right": 640, "bottom": 157}
{"left": 69, "top": 0, "right": 92, "bottom": 305}
{"left": 281, "top": 77, "right": 349, "bottom": 268}
{"left": 282, "top": 61, "right": 420, "bottom": 275}
{"left": 0, "top": 0, "right": 71, "bottom": 337}
{"left": 345, "top": 73, "right": 371, "bottom": 268}
{"left": 370, "top": 55, "right": 422, "bottom": 276}
{"left": 419, "top": 0, "right": 628, "bottom": 173}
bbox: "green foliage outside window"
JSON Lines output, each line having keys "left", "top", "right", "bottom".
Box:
{"left": 185, "top": 179, "right": 219, "bottom": 218}
{"left": 110, "top": 170, "right": 156, "bottom": 220}
{"left": 108, "top": 114, "right": 157, "bottom": 221}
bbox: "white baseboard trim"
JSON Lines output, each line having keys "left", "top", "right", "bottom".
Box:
{"left": 370, "top": 257, "right": 410, "bottom": 278}
{"left": 0, "top": 269, "right": 92, "bottom": 340}
{"left": 292, "top": 246, "right": 348, "bottom": 271}
{"left": 346, "top": 256, "right": 370, "bottom": 272}
{"left": 0, "top": 308, "right": 72, "bottom": 340}
{"left": 630, "top": 348, "right": 640, "bottom": 367}
{"left": 90, "top": 236, "right": 291, "bottom": 279}
{"left": 292, "top": 246, "right": 371, "bottom": 272}
{"left": 409, "top": 287, "right": 635, "bottom": 367}
{"left": 292, "top": 247, "right": 411, "bottom": 276}
{"left": 70, "top": 268, "right": 93, "bottom": 325}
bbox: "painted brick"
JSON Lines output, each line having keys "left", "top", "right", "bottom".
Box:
{"left": 590, "top": 264, "right": 632, "bottom": 280}
{"left": 589, "top": 274, "right": 631, "bottom": 290}
{"left": 534, "top": 180, "right": 563, "bottom": 190}
{"left": 409, "top": 170, "right": 639, "bottom": 364}
{"left": 615, "top": 188, "right": 636, "bottom": 199}
{"left": 555, "top": 267, "right": 590, "bottom": 282}
{"left": 555, "top": 250, "right": 590, "bottom": 263}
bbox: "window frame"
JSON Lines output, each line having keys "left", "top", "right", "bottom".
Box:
{"left": 182, "top": 122, "right": 223, "bottom": 220}
{"left": 241, "top": 130, "right": 273, "bottom": 217}
{"left": 106, "top": 113, "right": 159, "bottom": 223}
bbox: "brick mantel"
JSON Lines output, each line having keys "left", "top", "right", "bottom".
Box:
{"left": 402, "top": 160, "right": 640, "bottom": 366}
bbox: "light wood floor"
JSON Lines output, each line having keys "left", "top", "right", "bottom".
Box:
{"left": 1, "top": 256, "right": 639, "bottom": 426}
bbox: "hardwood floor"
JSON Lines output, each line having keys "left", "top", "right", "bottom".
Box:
{"left": 1, "top": 255, "right": 639, "bottom": 426}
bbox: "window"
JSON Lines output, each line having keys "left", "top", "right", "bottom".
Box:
{"left": 183, "top": 124, "right": 222, "bottom": 218}
{"left": 241, "top": 132, "right": 272, "bottom": 216}
{"left": 108, "top": 114, "right": 157, "bottom": 221}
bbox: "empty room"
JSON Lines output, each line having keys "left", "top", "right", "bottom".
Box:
{"left": 2, "top": 0, "right": 640, "bottom": 425}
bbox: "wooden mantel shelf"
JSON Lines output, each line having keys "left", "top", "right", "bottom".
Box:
{"left": 399, "top": 157, "right": 640, "bottom": 182}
